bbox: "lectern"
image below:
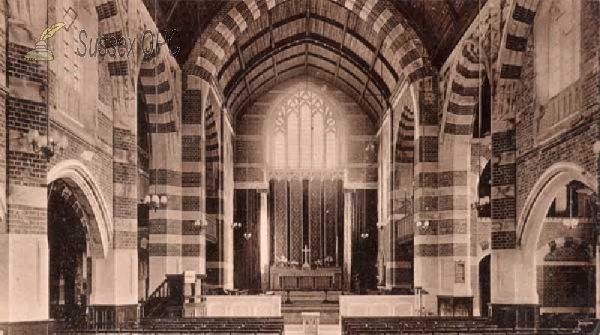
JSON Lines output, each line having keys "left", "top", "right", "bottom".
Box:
{"left": 183, "top": 271, "right": 207, "bottom": 317}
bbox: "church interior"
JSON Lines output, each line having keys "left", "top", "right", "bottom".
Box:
{"left": 0, "top": 0, "right": 599, "bottom": 334}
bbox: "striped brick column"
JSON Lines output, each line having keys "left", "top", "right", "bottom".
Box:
{"left": 435, "top": 40, "right": 483, "bottom": 303}
{"left": 0, "top": 3, "right": 51, "bottom": 329}
{"left": 139, "top": 54, "right": 184, "bottom": 292}
{"left": 413, "top": 80, "right": 441, "bottom": 315}
{"left": 205, "top": 99, "right": 227, "bottom": 287}
{"left": 181, "top": 73, "right": 206, "bottom": 277}
{"left": 389, "top": 95, "right": 416, "bottom": 289}
{"left": 490, "top": 0, "right": 540, "bottom": 326}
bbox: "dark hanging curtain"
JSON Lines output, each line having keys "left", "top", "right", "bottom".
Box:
{"left": 269, "top": 178, "right": 344, "bottom": 266}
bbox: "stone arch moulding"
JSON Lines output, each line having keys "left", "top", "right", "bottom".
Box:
{"left": 518, "top": 162, "right": 597, "bottom": 256}
{"left": 47, "top": 159, "right": 113, "bottom": 259}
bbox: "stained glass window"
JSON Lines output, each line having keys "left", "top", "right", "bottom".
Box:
{"left": 271, "top": 89, "right": 338, "bottom": 169}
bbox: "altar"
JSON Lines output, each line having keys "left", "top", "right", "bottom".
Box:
{"left": 270, "top": 266, "right": 342, "bottom": 291}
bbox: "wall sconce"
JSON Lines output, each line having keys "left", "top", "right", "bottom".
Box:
{"left": 193, "top": 219, "right": 208, "bottom": 229}
{"left": 232, "top": 222, "right": 243, "bottom": 229}
{"left": 143, "top": 194, "right": 168, "bottom": 211}
{"left": 471, "top": 196, "right": 491, "bottom": 210}
{"left": 376, "top": 221, "right": 387, "bottom": 230}
{"left": 360, "top": 232, "right": 370, "bottom": 239}
{"left": 416, "top": 220, "right": 430, "bottom": 232}
{"left": 243, "top": 232, "right": 252, "bottom": 240}
{"left": 25, "top": 129, "right": 68, "bottom": 161}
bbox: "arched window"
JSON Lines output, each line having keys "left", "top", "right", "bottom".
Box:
{"left": 271, "top": 90, "right": 338, "bottom": 169}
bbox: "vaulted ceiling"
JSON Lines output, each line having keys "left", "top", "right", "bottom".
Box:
{"left": 144, "top": 0, "right": 484, "bottom": 121}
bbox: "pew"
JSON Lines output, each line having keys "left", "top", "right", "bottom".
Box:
{"left": 341, "top": 316, "right": 583, "bottom": 335}
{"left": 55, "top": 316, "right": 285, "bottom": 334}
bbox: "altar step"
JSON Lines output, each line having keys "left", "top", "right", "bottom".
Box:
{"left": 274, "top": 290, "right": 341, "bottom": 302}
{"left": 284, "top": 324, "right": 341, "bottom": 335}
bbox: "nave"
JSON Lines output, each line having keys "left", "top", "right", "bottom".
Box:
{"left": 0, "top": 0, "right": 599, "bottom": 334}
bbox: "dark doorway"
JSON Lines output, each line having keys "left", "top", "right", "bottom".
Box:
{"left": 479, "top": 254, "right": 491, "bottom": 317}
{"left": 48, "top": 180, "right": 91, "bottom": 328}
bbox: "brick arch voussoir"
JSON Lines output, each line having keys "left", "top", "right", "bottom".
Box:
{"left": 138, "top": 53, "right": 179, "bottom": 135}
{"left": 443, "top": 40, "right": 484, "bottom": 137}
{"left": 493, "top": 0, "right": 540, "bottom": 120}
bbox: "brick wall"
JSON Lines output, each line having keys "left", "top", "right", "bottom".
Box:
{"left": 514, "top": 0, "right": 599, "bottom": 233}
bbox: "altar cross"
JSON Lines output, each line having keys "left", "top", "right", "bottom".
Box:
{"left": 302, "top": 245, "right": 311, "bottom": 267}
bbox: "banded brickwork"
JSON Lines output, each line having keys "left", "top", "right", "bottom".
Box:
{"left": 185, "top": 0, "right": 430, "bottom": 119}
{"left": 491, "top": 0, "right": 540, "bottom": 250}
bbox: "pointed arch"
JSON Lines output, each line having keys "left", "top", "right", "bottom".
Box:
{"left": 47, "top": 160, "right": 113, "bottom": 259}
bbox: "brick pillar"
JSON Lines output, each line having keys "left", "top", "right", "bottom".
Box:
{"left": 0, "top": 2, "right": 52, "bottom": 332}
{"left": 413, "top": 82, "right": 440, "bottom": 315}
{"left": 101, "top": 75, "right": 138, "bottom": 323}
{"left": 389, "top": 95, "right": 416, "bottom": 290}
{"left": 490, "top": 1, "right": 541, "bottom": 327}
{"left": 343, "top": 190, "right": 354, "bottom": 291}
{"left": 140, "top": 57, "right": 184, "bottom": 292}
{"left": 181, "top": 72, "right": 205, "bottom": 277}
{"left": 259, "top": 189, "right": 270, "bottom": 291}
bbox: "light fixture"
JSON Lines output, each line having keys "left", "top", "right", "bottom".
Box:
{"left": 563, "top": 185, "right": 579, "bottom": 230}
{"left": 471, "top": 196, "right": 490, "bottom": 210}
{"left": 416, "top": 220, "right": 430, "bottom": 230}
{"left": 243, "top": 232, "right": 252, "bottom": 240}
{"left": 25, "top": 129, "right": 68, "bottom": 161}
{"left": 232, "top": 222, "right": 242, "bottom": 229}
{"left": 194, "top": 218, "right": 208, "bottom": 229}
{"left": 144, "top": 193, "right": 168, "bottom": 211}
{"left": 361, "top": 232, "right": 369, "bottom": 239}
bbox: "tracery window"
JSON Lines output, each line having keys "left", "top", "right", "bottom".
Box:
{"left": 271, "top": 90, "right": 338, "bottom": 169}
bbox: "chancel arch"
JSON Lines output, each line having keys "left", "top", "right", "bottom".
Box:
{"left": 233, "top": 77, "right": 378, "bottom": 292}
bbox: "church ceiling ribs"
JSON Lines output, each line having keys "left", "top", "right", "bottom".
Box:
{"left": 267, "top": 10, "right": 280, "bottom": 83}
{"left": 304, "top": 0, "right": 310, "bottom": 73}
{"left": 358, "top": 37, "right": 385, "bottom": 108}
{"left": 223, "top": 33, "right": 391, "bottom": 111}
{"left": 217, "top": 13, "right": 398, "bottom": 84}
{"left": 187, "top": 0, "right": 433, "bottom": 121}
{"left": 234, "top": 39, "right": 254, "bottom": 106}
{"left": 234, "top": 62, "right": 380, "bottom": 122}
{"left": 334, "top": 11, "right": 351, "bottom": 84}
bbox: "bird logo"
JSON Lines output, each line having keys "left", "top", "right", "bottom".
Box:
{"left": 23, "top": 22, "right": 66, "bottom": 61}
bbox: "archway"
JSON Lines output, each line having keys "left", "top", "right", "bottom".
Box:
{"left": 48, "top": 180, "right": 92, "bottom": 328}
{"left": 46, "top": 160, "right": 112, "bottom": 327}
{"left": 515, "top": 163, "right": 597, "bottom": 311}
{"left": 532, "top": 180, "right": 596, "bottom": 326}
